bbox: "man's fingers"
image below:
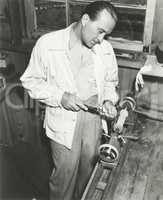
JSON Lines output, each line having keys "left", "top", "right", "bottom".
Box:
{"left": 139, "top": 74, "right": 144, "bottom": 86}
{"left": 65, "top": 103, "right": 80, "bottom": 112}
{"left": 135, "top": 79, "right": 139, "bottom": 91}
{"left": 108, "top": 107, "right": 117, "bottom": 118}
{"left": 70, "top": 104, "right": 80, "bottom": 111}
{"left": 135, "top": 73, "right": 144, "bottom": 91}
{"left": 103, "top": 102, "right": 117, "bottom": 118}
{"left": 76, "top": 101, "right": 88, "bottom": 111}
{"left": 61, "top": 92, "right": 88, "bottom": 111}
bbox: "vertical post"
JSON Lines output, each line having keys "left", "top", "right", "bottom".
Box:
{"left": 143, "top": 0, "right": 157, "bottom": 49}
{"left": 7, "top": 0, "right": 22, "bottom": 44}
{"left": 65, "top": 0, "right": 70, "bottom": 26}
{"left": 23, "top": 0, "right": 36, "bottom": 39}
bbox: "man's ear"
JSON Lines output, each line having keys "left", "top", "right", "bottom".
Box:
{"left": 81, "top": 14, "right": 90, "bottom": 26}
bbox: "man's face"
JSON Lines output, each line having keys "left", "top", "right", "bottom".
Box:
{"left": 81, "top": 9, "right": 116, "bottom": 48}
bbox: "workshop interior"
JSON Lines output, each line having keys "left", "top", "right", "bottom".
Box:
{"left": 0, "top": 0, "right": 163, "bottom": 200}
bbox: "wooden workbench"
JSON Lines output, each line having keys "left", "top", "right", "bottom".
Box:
{"left": 82, "top": 116, "right": 163, "bottom": 200}
{"left": 104, "top": 118, "right": 163, "bottom": 200}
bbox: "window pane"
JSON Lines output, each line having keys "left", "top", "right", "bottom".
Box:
{"left": 110, "top": 7, "right": 145, "bottom": 41}
{"left": 69, "top": 1, "right": 85, "bottom": 23}
{"left": 34, "top": 0, "right": 66, "bottom": 31}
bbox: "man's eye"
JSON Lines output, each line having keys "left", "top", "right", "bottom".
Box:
{"left": 98, "top": 30, "right": 104, "bottom": 34}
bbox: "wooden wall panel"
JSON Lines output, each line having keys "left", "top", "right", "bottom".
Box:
{"left": 0, "top": 0, "right": 12, "bottom": 42}
{"left": 118, "top": 67, "right": 138, "bottom": 98}
{"left": 152, "top": 0, "right": 163, "bottom": 43}
{"left": 7, "top": 0, "right": 22, "bottom": 44}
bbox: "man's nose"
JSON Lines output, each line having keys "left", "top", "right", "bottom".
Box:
{"left": 97, "top": 33, "right": 105, "bottom": 44}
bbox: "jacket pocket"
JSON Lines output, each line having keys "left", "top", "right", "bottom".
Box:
{"left": 46, "top": 108, "right": 77, "bottom": 133}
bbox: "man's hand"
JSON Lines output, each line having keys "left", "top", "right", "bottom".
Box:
{"left": 135, "top": 72, "right": 144, "bottom": 92}
{"left": 135, "top": 64, "right": 153, "bottom": 91}
{"left": 103, "top": 100, "right": 117, "bottom": 118}
{"left": 61, "top": 92, "right": 88, "bottom": 112}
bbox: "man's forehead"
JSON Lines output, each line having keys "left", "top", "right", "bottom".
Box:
{"left": 96, "top": 9, "right": 113, "bottom": 21}
{"left": 94, "top": 10, "right": 116, "bottom": 32}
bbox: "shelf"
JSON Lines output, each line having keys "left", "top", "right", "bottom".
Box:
{"left": 117, "top": 58, "right": 144, "bottom": 69}
{"left": 110, "top": 38, "right": 144, "bottom": 52}
{"left": 142, "top": 64, "right": 163, "bottom": 78}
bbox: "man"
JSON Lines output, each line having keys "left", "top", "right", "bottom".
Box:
{"left": 20, "top": 1, "right": 119, "bottom": 199}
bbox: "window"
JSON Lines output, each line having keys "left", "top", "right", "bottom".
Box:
{"left": 22, "top": 0, "right": 157, "bottom": 52}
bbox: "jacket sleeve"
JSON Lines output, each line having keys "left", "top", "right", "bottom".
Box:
{"left": 20, "top": 38, "right": 64, "bottom": 107}
{"left": 103, "top": 44, "right": 119, "bottom": 105}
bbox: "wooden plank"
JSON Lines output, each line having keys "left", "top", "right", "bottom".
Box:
{"left": 158, "top": 195, "right": 163, "bottom": 200}
{"left": 102, "top": 141, "right": 131, "bottom": 200}
{"left": 143, "top": 121, "right": 163, "bottom": 200}
{"left": 105, "top": 147, "right": 140, "bottom": 200}
{"left": 23, "top": 0, "right": 36, "bottom": 39}
{"left": 152, "top": 0, "right": 163, "bottom": 42}
{"left": 107, "top": 119, "right": 163, "bottom": 200}
{"left": 82, "top": 162, "right": 104, "bottom": 200}
{"left": 110, "top": 39, "right": 144, "bottom": 52}
{"left": 96, "top": 182, "right": 107, "bottom": 191}
{"left": 143, "top": 0, "right": 157, "bottom": 47}
{"left": 81, "top": 162, "right": 99, "bottom": 200}
{"left": 130, "top": 175, "right": 148, "bottom": 200}
{"left": 7, "top": 0, "right": 22, "bottom": 44}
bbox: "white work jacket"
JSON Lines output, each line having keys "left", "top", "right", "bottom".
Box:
{"left": 20, "top": 24, "right": 119, "bottom": 149}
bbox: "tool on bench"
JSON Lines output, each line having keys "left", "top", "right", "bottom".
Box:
{"left": 99, "top": 95, "right": 137, "bottom": 166}
{"left": 85, "top": 94, "right": 138, "bottom": 167}
{"left": 81, "top": 94, "right": 138, "bottom": 200}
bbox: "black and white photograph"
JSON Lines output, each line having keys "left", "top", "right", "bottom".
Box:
{"left": 0, "top": 0, "right": 163, "bottom": 199}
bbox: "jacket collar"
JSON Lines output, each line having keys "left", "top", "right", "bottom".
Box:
{"left": 48, "top": 23, "right": 75, "bottom": 52}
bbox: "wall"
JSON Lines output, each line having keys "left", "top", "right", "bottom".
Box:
{"left": 0, "top": 0, "right": 12, "bottom": 42}
{"left": 153, "top": 0, "right": 163, "bottom": 43}
{"left": 118, "top": 67, "right": 138, "bottom": 98}
{"left": 118, "top": 65, "right": 163, "bottom": 121}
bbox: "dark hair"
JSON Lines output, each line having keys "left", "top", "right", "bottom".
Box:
{"left": 82, "top": 1, "right": 118, "bottom": 22}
